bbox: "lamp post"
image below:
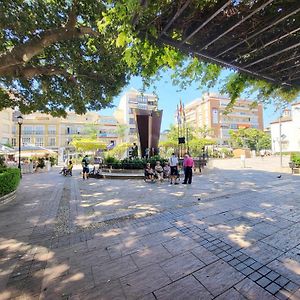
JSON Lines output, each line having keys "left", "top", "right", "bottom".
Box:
{"left": 279, "top": 113, "right": 282, "bottom": 168}
{"left": 17, "top": 115, "right": 23, "bottom": 178}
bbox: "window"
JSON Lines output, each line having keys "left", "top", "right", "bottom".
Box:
{"left": 1, "top": 137, "right": 9, "bottom": 144}
{"left": 2, "top": 124, "right": 9, "bottom": 134}
{"left": 137, "top": 103, "right": 147, "bottom": 110}
{"left": 48, "top": 125, "right": 56, "bottom": 135}
{"left": 35, "top": 137, "right": 44, "bottom": 146}
{"left": 48, "top": 137, "right": 56, "bottom": 146}
{"left": 12, "top": 126, "right": 16, "bottom": 134}
{"left": 129, "top": 128, "right": 136, "bottom": 135}
{"left": 22, "top": 137, "right": 31, "bottom": 145}
{"left": 230, "top": 124, "right": 238, "bottom": 129}
{"left": 11, "top": 138, "right": 16, "bottom": 147}
{"left": 67, "top": 127, "right": 70, "bottom": 134}
{"left": 129, "top": 118, "right": 135, "bottom": 124}
{"left": 23, "top": 126, "right": 33, "bottom": 135}
{"left": 35, "top": 125, "right": 44, "bottom": 135}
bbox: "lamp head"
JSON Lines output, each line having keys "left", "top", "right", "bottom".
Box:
{"left": 17, "top": 115, "right": 23, "bottom": 125}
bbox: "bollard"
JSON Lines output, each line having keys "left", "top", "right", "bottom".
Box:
{"left": 240, "top": 155, "right": 246, "bottom": 168}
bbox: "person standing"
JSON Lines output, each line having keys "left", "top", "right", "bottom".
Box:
{"left": 183, "top": 153, "right": 194, "bottom": 184}
{"left": 82, "top": 155, "right": 90, "bottom": 180}
{"left": 169, "top": 152, "right": 179, "bottom": 185}
{"left": 132, "top": 143, "right": 138, "bottom": 158}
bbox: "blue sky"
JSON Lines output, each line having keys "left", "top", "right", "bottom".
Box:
{"left": 101, "top": 69, "right": 284, "bottom": 131}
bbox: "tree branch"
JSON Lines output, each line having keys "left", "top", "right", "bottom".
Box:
{"left": 0, "top": 26, "right": 99, "bottom": 73}
{"left": 0, "top": 65, "right": 72, "bottom": 78}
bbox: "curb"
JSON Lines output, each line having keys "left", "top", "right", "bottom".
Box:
{"left": 0, "top": 190, "right": 17, "bottom": 207}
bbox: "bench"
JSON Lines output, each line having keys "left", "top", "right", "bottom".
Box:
{"left": 289, "top": 162, "right": 300, "bottom": 174}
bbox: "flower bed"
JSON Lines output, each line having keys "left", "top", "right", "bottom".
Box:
{"left": 0, "top": 168, "right": 21, "bottom": 197}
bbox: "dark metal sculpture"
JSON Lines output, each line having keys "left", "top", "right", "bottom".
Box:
{"left": 135, "top": 109, "right": 163, "bottom": 158}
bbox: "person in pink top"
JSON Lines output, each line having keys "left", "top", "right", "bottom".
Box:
{"left": 182, "top": 153, "right": 194, "bottom": 184}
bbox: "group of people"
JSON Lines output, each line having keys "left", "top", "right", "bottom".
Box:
{"left": 144, "top": 152, "right": 194, "bottom": 184}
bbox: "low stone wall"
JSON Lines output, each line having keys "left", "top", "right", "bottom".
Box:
{"left": 0, "top": 190, "right": 16, "bottom": 207}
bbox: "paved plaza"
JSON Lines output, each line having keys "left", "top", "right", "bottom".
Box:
{"left": 0, "top": 157, "right": 300, "bottom": 299}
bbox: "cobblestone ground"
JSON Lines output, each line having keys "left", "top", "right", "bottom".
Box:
{"left": 0, "top": 157, "right": 300, "bottom": 300}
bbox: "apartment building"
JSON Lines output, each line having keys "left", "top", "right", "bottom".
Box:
{"left": 0, "top": 108, "right": 120, "bottom": 160}
{"left": 0, "top": 108, "right": 14, "bottom": 145}
{"left": 183, "top": 93, "right": 263, "bottom": 144}
{"left": 114, "top": 88, "right": 158, "bottom": 142}
{"left": 270, "top": 103, "right": 300, "bottom": 152}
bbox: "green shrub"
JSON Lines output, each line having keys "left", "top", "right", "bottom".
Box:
{"left": 0, "top": 168, "right": 21, "bottom": 197}
{"left": 0, "top": 155, "right": 6, "bottom": 168}
{"left": 291, "top": 152, "right": 300, "bottom": 167}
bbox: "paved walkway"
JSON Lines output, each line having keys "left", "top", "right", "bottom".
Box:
{"left": 0, "top": 157, "right": 299, "bottom": 299}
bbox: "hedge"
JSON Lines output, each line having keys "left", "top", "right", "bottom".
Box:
{"left": 0, "top": 168, "right": 21, "bottom": 197}
{"left": 104, "top": 156, "right": 168, "bottom": 170}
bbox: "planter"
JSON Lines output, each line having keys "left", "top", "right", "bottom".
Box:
{"left": 0, "top": 190, "right": 16, "bottom": 207}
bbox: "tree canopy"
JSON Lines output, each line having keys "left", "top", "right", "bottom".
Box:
{"left": 1, "top": 0, "right": 299, "bottom": 116}
{"left": 229, "top": 128, "right": 271, "bottom": 151}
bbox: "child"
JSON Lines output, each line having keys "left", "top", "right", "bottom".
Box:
{"left": 155, "top": 161, "right": 164, "bottom": 182}
{"left": 144, "top": 163, "right": 154, "bottom": 181}
{"left": 163, "top": 162, "right": 170, "bottom": 179}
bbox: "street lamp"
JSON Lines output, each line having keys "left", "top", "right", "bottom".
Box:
{"left": 17, "top": 115, "right": 23, "bottom": 178}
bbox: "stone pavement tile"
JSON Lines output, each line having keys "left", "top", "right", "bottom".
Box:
{"left": 235, "top": 278, "right": 277, "bottom": 300}
{"left": 266, "top": 271, "right": 280, "bottom": 281}
{"left": 70, "top": 279, "right": 126, "bottom": 300}
{"left": 120, "top": 264, "right": 171, "bottom": 299}
{"left": 92, "top": 255, "right": 138, "bottom": 285}
{"left": 154, "top": 275, "right": 213, "bottom": 300}
{"left": 275, "top": 289, "right": 293, "bottom": 300}
{"left": 275, "top": 276, "right": 290, "bottom": 287}
{"left": 241, "top": 241, "right": 283, "bottom": 264}
{"left": 146, "top": 221, "right": 173, "bottom": 234}
{"left": 160, "top": 251, "right": 205, "bottom": 281}
{"left": 139, "top": 293, "right": 156, "bottom": 300}
{"left": 214, "top": 288, "right": 247, "bottom": 300}
{"left": 267, "top": 259, "right": 300, "bottom": 285}
{"left": 256, "top": 277, "right": 272, "bottom": 288}
{"left": 284, "top": 281, "right": 300, "bottom": 294}
{"left": 252, "top": 222, "right": 281, "bottom": 236}
{"left": 258, "top": 266, "right": 271, "bottom": 276}
{"left": 290, "top": 288, "right": 300, "bottom": 300}
{"left": 87, "top": 235, "right": 121, "bottom": 251}
{"left": 162, "top": 236, "right": 198, "bottom": 256}
{"left": 107, "top": 238, "right": 145, "bottom": 259}
{"left": 262, "top": 224, "right": 300, "bottom": 252}
{"left": 249, "top": 272, "right": 263, "bottom": 282}
{"left": 41, "top": 266, "right": 94, "bottom": 299}
{"left": 193, "top": 260, "right": 245, "bottom": 296}
{"left": 131, "top": 244, "right": 172, "bottom": 268}
{"left": 191, "top": 246, "right": 219, "bottom": 265}
{"left": 139, "top": 228, "right": 181, "bottom": 248}
{"left": 266, "top": 216, "right": 295, "bottom": 230}
{"left": 265, "top": 282, "right": 281, "bottom": 295}
{"left": 69, "top": 248, "right": 111, "bottom": 268}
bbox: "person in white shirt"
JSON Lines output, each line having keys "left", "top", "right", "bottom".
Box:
{"left": 169, "top": 153, "right": 179, "bottom": 185}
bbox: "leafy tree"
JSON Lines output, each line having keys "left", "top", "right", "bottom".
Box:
{"left": 71, "top": 138, "right": 106, "bottom": 152}
{"left": 1, "top": 0, "right": 298, "bottom": 117}
{"left": 115, "top": 124, "right": 128, "bottom": 143}
{"left": 0, "top": 0, "right": 129, "bottom": 116}
{"left": 159, "top": 124, "right": 215, "bottom": 157}
{"left": 105, "top": 142, "right": 131, "bottom": 160}
{"left": 100, "top": 1, "right": 299, "bottom": 105}
{"left": 229, "top": 128, "right": 271, "bottom": 151}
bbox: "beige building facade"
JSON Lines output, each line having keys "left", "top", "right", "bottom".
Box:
{"left": 184, "top": 93, "right": 264, "bottom": 144}
{"left": 0, "top": 108, "right": 14, "bottom": 146}
{"left": 114, "top": 88, "right": 158, "bottom": 143}
{"left": 0, "top": 109, "right": 120, "bottom": 160}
